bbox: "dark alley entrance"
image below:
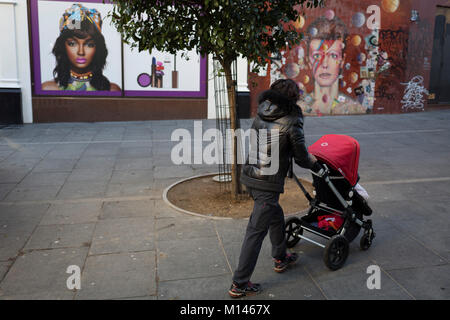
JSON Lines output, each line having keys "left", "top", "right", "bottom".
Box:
{"left": 429, "top": 6, "right": 450, "bottom": 104}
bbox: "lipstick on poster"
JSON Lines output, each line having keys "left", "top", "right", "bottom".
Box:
{"left": 172, "top": 54, "right": 178, "bottom": 89}
{"left": 156, "top": 61, "right": 164, "bottom": 88}
{"left": 151, "top": 57, "right": 157, "bottom": 87}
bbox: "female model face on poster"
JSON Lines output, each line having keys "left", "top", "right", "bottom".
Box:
{"left": 42, "top": 3, "right": 120, "bottom": 91}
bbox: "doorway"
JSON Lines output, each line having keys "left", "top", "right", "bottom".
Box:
{"left": 429, "top": 6, "right": 450, "bottom": 104}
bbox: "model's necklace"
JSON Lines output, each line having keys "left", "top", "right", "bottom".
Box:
{"left": 70, "top": 70, "right": 93, "bottom": 81}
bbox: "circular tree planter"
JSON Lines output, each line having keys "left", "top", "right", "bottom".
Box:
{"left": 163, "top": 173, "right": 314, "bottom": 220}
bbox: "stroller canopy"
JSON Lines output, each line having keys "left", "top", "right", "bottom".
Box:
{"left": 308, "top": 134, "right": 360, "bottom": 186}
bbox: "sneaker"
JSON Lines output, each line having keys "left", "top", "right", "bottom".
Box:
{"left": 228, "top": 281, "right": 262, "bottom": 298}
{"left": 273, "top": 253, "right": 298, "bottom": 273}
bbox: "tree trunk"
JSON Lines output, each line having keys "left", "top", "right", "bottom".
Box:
{"left": 222, "top": 61, "right": 241, "bottom": 199}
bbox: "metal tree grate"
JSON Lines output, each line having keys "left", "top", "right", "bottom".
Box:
{"left": 213, "top": 59, "right": 238, "bottom": 195}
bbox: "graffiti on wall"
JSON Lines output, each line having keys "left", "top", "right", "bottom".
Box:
{"left": 374, "top": 28, "right": 408, "bottom": 107}
{"left": 401, "top": 75, "right": 429, "bottom": 111}
{"left": 372, "top": 1, "right": 416, "bottom": 112}
{"left": 269, "top": 6, "right": 384, "bottom": 115}
{"left": 378, "top": 28, "right": 408, "bottom": 79}
{"left": 260, "top": 0, "right": 432, "bottom": 115}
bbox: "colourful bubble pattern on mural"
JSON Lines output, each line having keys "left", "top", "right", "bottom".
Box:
{"left": 381, "top": 0, "right": 400, "bottom": 13}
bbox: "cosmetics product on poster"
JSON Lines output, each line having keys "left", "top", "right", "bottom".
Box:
{"left": 32, "top": 0, "right": 122, "bottom": 95}
{"left": 123, "top": 46, "right": 204, "bottom": 96}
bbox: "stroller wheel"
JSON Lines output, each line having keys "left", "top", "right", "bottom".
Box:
{"left": 285, "top": 217, "right": 303, "bottom": 248}
{"left": 323, "top": 235, "right": 349, "bottom": 271}
{"left": 360, "top": 230, "right": 375, "bottom": 251}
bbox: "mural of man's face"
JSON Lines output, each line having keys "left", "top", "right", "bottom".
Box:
{"left": 308, "top": 39, "right": 345, "bottom": 87}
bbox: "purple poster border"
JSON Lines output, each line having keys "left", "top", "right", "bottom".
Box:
{"left": 30, "top": 0, "right": 207, "bottom": 98}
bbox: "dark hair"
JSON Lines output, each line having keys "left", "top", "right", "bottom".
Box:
{"left": 270, "top": 79, "right": 300, "bottom": 102}
{"left": 52, "top": 20, "right": 110, "bottom": 90}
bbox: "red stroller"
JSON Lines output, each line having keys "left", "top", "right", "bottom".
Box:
{"left": 285, "top": 134, "right": 375, "bottom": 270}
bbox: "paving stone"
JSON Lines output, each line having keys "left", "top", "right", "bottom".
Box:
{"left": 387, "top": 215, "right": 450, "bottom": 259}
{"left": 4, "top": 186, "right": 61, "bottom": 202}
{"left": 0, "top": 291, "right": 74, "bottom": 300}
{"left": 152, "top": 129, "right": 179, "bottom": 142}
{"left": 121, "top": 136, "right": 152, "bottom": 142}
{"left": 0, "top": 203, "right": 50, "bottom": 223}
{"left": 75, "top": 251, "right": 156, "bottom": 300}
{"left": 157, "top": 238, "right": 229, "bottom": 281}
{"left": 66, "top": 168, "right": 113, "bottom": 183}
{"left": 100, "top": 200, "right": 155, "bottom": 220}
{"left": 151, "top": 154, "right": 175, "bottom": 167}
{"left": 158, "top": 274, "right": 232, "bottom": 300}
{"left": 154, "top": 166, "right": 195, "bottom": 179}
{"left": 309, "top": 266, "right": 413, "bottom": 300}
{"left": 0, "top": 184, "right": 15, "bottom": 201}
{"left": 114, "top": 158, "right": 153, "bottom": 170}
{"left": 0, "top": 168, "right": 30, "bottom": 183}
{"left": 8, "top": 144, "right": 54, "bottom": 158}
{"left": 156, "top": 217, "right": 216, "bottom": 241}
{"left": 92, "top": 131, "right": 125, "bottom": 141}
{"left": 0, "top": 261, "right": 10, "bottom": 281}
{"left": 116, "top": 147, "right": 152, "bottom": 159}
{"left": 45, "top": 145, "right": 88, "bottom": 160}
{"left": 105, "top": 183, "right": 158, "bottom": 198}
{"left": 388, "top": 181, "right": 450, "bottom": 200}
{"left": 75, "top": 156, "right": 116, "bottom": 169}
{"left": 213, "top": 219, "right": 248, "bottom": 246}
{"left": 0, "top": 248, "right": 88, "bottom": 299}
{"left": 40, "top": 202, "right": 102, "bottom": 225}
{"left": 114, "top": 295, "right": 157, "bottom": 300}
{"left": 109, "top": 170, "right": 154, "bottom": 184}
{"left": 153, "top": 199, "right": 184, "bottom": 218}
{"left": 62, "top": 134, "right": 95, "bottom": 142}
{"left": 0, "top": 224, "right": 35, "bottom": 261}
{"left": 0, "top": 150, "right": 14, "bottom": 161}
{"left": 0, "top": 204, "right": 48, "bottom": 260}
{"left": 364, "top": 224, "right": 445, "bottom": 271}
{"left": 387, "top": 265, "right": 450, "bottom": 300}
{"left": 119, "top": 141, "right": 152, "bottom": 148}
{"left": 17, "top": 172, "right": 70, "bottom": 188}
{"left": 245, "top": 265, "right": 327, "bottom": 300}
{"left": 151, "top": 178, "right": 180, "bottom": 192}
{"left": 56, "top": 182, "right": 108, "bottom": 200}
{"left": 89, "top": 217, "right": 155, "bottom": 255}
{"left": 24, "top": 223, "right": 95, "bottom": 251}
{"left": 82, "top": 143, "right": 120, "bottom": 157}
{"left": 32, "top": 159, "right": 78, "bottom": 172}
{"left": 191, "top": 166, "right": 217, "bottom": 176}
{"left": 369, "top": 199, "right": 442, "bottom": 222}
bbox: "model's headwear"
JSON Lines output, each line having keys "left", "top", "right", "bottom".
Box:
{"left": 59, "top": 3, "right": 102, "bottom": 33}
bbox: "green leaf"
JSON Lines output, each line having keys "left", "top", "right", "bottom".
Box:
{"left": 109, "top": 0, "right": 321, "bottom": 68}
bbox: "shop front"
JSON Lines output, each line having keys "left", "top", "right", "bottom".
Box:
{"left": 29, "top": 0, "right": 208, "bottom": 122}
{"left": 1, "top": 0, "right": 450, "bottom": 124}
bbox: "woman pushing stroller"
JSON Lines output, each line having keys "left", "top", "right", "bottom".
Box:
{"left": 229, "top": 79, "right": 324, "bottom": 298}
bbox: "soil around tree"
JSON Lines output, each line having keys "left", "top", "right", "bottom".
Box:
{"left": 166, "top": 174, "right": 314, "bottom": 219}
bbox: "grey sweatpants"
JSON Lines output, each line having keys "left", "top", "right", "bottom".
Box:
{"left": 232, "top": 188, "right": 287, "bottom": 286}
